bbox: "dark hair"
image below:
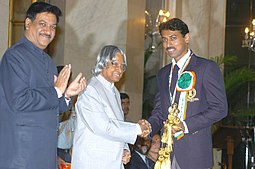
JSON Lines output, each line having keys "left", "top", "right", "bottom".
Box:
{"left": 134, "top": 136, "right": 149, "bottom": 150}
{"left": 26, "top": 1, "right": 62, "bottom": 23}
{"left": 120, "top": 92, "right": 129, "bottom": 100}
{"left": 159, "top": 18, "right": 189, "bottom": 37}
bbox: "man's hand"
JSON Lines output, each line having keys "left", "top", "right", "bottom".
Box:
{"left": 54, "top": 64, "right": 71, "bottom": 94}
{"left": 57, "top": 156, "right": 64, "bottom": 169}
{"left": 122, "top": 149, "right": 131, "bottom": 165}
{"left": 65, "top": 73, "right": 86, "bottom": 99}
{"left": 171, "top": 121, "right": 185, "bottom": 134}
{"left": 138, "top": 119, "right": 152, "bottom": 137}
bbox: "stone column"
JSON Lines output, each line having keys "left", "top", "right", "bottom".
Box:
{"left": 123, "top": 0, "right": 146, "bottom": 122}
{"left": 0, "top": 0, "right": 9, "bottom": 58}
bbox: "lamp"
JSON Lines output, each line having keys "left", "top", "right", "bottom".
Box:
{"left": 145, "top": 9, "right": 170, "bottom": 51}
{"left": 242, "top": 0, "right": 255, "bottom": 51}
{"left": 242, "top": 19, "right": 255, "bottom": 51}
{"left": 240, "top": 2, "right": 255, "bottom": 169}
{"left": 155, "top": 9, "right": 171, "bottom": 31}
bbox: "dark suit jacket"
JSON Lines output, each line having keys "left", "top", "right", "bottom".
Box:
{"left": 129, "top": 150, "right": 154, "bottom": 169}
{"left": 148, "top": 54, "right": 228, "bottom": 169}
{"left": 0, "top": 36, "right": 70, "bottom": 169}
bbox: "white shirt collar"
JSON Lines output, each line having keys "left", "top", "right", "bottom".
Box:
{"left": 135, "top": 150, "right": 147, "bottom": 163}
{"left": 96, "top": 74, "right": 114, "bottom": 89}
{"left": 172, "top": 49, "right": 191, "bottom": 71}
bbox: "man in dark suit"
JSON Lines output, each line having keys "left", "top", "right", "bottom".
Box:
{"left": 0, "top": 2, "right": 86, "bottom": 169}
{"left": 148, "top": 18, "right": 228, "bottom": 169}
{"left": 129, "top": 136, "right": 154, "bottom": 169}
{"left": 120, "top": 92, "right": 132, "bottom": 122}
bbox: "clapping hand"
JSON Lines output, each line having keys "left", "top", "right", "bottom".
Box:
{"left": 54, "top": 64, "right": 72, "bottom": 94}
{"left": 138, "top": 119, "right": 152, "bottom": 137}
{"left": 65, "top": 72, "right": 86, "bottom": 99}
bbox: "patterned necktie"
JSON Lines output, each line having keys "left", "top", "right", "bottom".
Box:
{"left": 170, "top": 64, "right": 179, "bottom": 95}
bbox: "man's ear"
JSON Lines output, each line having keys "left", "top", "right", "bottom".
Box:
{"left": 25, "top": 18, "right": 32, "bottom": 29}
{"left": 184, "top": 33, "right": 190, "bottom": 43}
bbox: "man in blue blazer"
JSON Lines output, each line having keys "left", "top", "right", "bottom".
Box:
{"left": 148, "top": 18, "right": 228, "bottom": 169}
{"left": 0, "top": 2, "right": 86, "bottom": 169}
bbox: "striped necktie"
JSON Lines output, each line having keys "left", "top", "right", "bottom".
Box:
{"left": 170, "top": 64, "right": 179, "bottom": 95}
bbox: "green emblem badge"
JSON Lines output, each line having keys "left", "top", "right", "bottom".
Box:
{"left": 176, "top": 71, "right": 196, "bottom": 91}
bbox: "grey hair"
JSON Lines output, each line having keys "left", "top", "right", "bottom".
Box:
{"left": 92, "top": 45, "right": 127, "bottom": 76}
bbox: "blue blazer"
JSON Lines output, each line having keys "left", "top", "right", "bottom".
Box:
{"left": 148, "top": 54, "right": 228, "bottom": 169}
{"left": 129, "top": 150, "right": 154, "bottom": 169}
{"left": 0, "top": 36, "right": 70, "bottom": 169}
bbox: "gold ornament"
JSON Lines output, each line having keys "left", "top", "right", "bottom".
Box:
{"left": 154, "top": 103, "right": 181, "bottom": 169}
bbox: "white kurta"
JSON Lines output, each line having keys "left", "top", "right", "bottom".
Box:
{"left": 71, "top": 75, "right": 139, "bottom": 169}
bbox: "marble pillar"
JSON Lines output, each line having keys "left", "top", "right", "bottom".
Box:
{"left": 0, "top": 0, "right": 9, "bottom": 58}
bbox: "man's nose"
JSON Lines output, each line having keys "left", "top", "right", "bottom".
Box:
{"left": 43, "top": 25, "right": 53, "bottom": 35}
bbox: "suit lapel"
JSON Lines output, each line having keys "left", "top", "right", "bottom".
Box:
{"left": 112, "top": 87, "right": 124, "bottom": 120}
{"left": 161, "top": 64, "right": 171, "bottom": 103}
{"left": 183, "top": 54, "right": 197, "bottom": 70}
{"left": 94, "top": 77, "right": 124, "bottom": 120}
{"left": 157, "top": 64, "right": 172, "bottom": 119}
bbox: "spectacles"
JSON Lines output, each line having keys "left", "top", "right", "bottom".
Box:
{"left": 109, "top": 61, "right": 127, "bottom": 72}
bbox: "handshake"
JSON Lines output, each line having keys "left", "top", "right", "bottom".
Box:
{"left": 137, "top": 119, "right": 152, "bottom": 138}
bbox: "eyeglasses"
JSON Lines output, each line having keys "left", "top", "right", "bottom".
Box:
{"left": 109, "top": 60, "right": 127, "bottom": 72}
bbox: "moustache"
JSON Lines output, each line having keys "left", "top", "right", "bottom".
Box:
{"left": 166, "top": 47, "right": 176, "bottom": 51}
{"left": 40, "top": 33, "right": 51, "bottom": 39}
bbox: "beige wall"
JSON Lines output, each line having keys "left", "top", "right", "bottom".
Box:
{"left": 63, "top": 0, "right": 129, "bottom": 79}
{"left": 182, "top": 0, "right": 226, "bottom": 58}
{"left": 165, "top": 0, "right": 226, "bottom": 64}
{"left": 0, "top": 0, "right": 9, "bottom": 58}
{"left": 49, "top": 0, "right": 66, "bottom": 66}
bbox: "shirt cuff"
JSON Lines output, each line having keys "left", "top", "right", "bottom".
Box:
{"left": 183, "top": 121, "right": 189, "bottom": 133}
{"left": 55, "top": 87, "right": 70, "bottom": 105}
{"left": 54, "top": 87, "right": 63, "bottom": 98}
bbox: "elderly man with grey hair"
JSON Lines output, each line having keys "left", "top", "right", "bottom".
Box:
{"left": 71, "top": 45, "right": 151, "bottom": 169}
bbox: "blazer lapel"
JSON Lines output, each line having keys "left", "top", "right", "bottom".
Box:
{"left": 112, "top": 87, "right": 124, "bottom": 120}
{"left": 161, "top": 64, "right": 171, "bottom": 101}
{"left": 158, "top": 64, "right": 172, "bottom": 117}
{"left": 184, "top": 54, "right": 197, "bottom": 70}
